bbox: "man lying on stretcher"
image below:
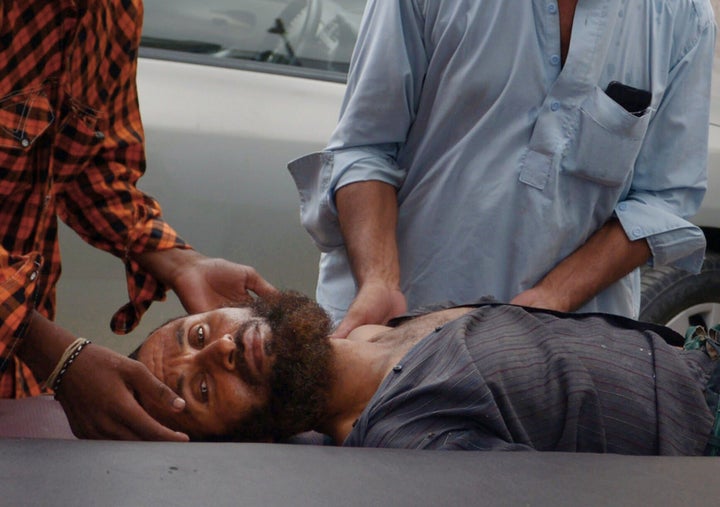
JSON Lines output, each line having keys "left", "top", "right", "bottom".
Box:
{"left": 126, "top": 291, "right": 719, "bottom": 454}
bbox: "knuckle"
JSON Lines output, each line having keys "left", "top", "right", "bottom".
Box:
{"left": 128, "top": 362, "right": 143, "bottom": 377}
{"left": 155, "top": 381, "right": 173, "bottom": 400}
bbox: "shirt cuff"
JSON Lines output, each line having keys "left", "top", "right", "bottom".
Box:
{"left": 615, "top": 199, "right": 706, "bottom": 272}
{"left": 111, "top": 218, "right": 190, "bottom": 335}
{"left": 288, "top": 148, "right": 404, "bottom": 253}
{"left": 330, "top": 146, "right": 405, "bottom": 200}
{"left": 0, "top": 253, "right": 42, "bottom": 344}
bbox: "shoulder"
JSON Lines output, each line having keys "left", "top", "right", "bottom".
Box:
{"left": 663, "top": 0, "right": 716, "bottom": 36}
{"left": 641, "top": 0, "right": 717, "bottom": 67}
{"left": 685, "top": 0, "right": 715, "bottom": 25}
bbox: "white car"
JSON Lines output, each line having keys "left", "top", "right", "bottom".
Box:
{"left": 56, "top": 0, "right": 720, "bottom": 352}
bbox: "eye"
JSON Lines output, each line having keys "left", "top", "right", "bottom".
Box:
{"left": 191, "top": 325, "right": 206, "bottom": 349}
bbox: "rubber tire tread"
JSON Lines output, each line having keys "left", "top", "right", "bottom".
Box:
{"left": 640, "top": 252, "right": 720, "bottom": 325}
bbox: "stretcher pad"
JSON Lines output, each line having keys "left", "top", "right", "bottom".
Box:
{"left": 1, "top": 397, "right": 719, "bottom": 506}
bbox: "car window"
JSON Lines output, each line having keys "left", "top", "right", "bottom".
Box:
{"left": 141, "top": 0, "right": 367, "bottom": 76}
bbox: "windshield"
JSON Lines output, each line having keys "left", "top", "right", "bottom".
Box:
{"left": 141, "top": 0, "right": 366, "bottom": 74}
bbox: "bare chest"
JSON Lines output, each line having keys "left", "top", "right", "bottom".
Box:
{"left": 372, "top": 307, "right": 475, "bottom": 363}
{"left": 558, "top": 0, "right": 578, "bottom": 64}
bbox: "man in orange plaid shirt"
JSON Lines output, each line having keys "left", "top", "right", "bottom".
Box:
{"left": 0, "top": 1, "right": 277, "bottom": 440}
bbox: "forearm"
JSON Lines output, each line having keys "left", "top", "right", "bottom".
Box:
{"left": 15, "top": 311, "right": 187, "bottom": 441}
{"left": 516, "top": 219, "right": 651, "bottom": 312}
{"left": 15, "top": 311, "right": 77, "bottom": 384}
{"left": 336, "top": 181, "right": 401, "bottom": 289}
{"left": 132, "top": 247, "right": 276, "bottom": 314}
{"left": 131, "top": 247, "right": 203, "bottom": 292}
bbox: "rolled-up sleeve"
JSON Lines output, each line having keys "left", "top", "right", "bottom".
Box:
{"left": 616, "top": 7, "right": 716, "bottom": 272}
{"left": 288, "top": 0, "right": 427, "bottom": 250}
{"left": 54, "top": 4, "right": 190, "bottom": 334}
{"left": 0, "top": 251, "right": 44, "bottom": 397}
{"left": 288, "top": 146, "right": 405, "bottom": 252}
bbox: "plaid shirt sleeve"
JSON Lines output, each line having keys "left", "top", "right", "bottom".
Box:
{"left": 0, "top": 1, "right": 189, "bottom": 350}
{"left": 0, "top": 1, "right": 192, "bottom": 396}
{"left": 52, "top": 1, "right": 190, "bottom": 334}
{"left": 0, "top": 252, "right": 43, "bottom": 396}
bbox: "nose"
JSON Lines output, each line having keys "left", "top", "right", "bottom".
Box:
{"left": 199, "top": 334, "right": 236, "bottom": 371}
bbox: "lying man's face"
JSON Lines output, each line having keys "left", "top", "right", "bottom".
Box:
{"left": 133, "top": 292, "right": 333, "bottom": 441}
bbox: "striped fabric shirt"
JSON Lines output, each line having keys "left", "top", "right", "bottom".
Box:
{"left": 343, "top": 304, "right": 715, "bottom": 455}
{"left": 0, "top": 1, "right": 188, "bottom": 398}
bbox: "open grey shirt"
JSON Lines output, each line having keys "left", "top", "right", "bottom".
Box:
{"left": 342, "top": 304, "right": 714, "bottom": 454}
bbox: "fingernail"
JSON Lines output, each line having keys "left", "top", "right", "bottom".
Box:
{"left": 172, "top": 397, "right": 186, "bottom": 410}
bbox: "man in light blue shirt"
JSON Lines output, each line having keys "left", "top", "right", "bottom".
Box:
{"left": 289, "top": 0, "right": 715, "bottom": 336}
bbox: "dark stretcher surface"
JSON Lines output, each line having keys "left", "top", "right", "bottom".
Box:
{"left": 1, "top": 397, "right": 719, "bottom": 507}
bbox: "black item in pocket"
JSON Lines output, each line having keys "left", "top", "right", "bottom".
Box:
{"left": 605, "top": 81, "right": 651, "bottom": 116}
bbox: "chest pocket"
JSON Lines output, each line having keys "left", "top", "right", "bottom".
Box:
{"left": 53, "top": 98, "right": 107, "bottom": 180}
{"left": 562, "top": 86, "right": 652, "bottom": 186}
{"left": 0, "top": 89, "right": 54, "bottom": 150}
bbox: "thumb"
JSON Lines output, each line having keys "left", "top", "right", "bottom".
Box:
{"left": 247, "top": 273, "right": 278, "bottom": 299}
{"left": 133, "top": 365, "right": 186, "bottom": 415}
{"left": 106, "top": 361, "right": 190, "bottom": 441}
{"left": 330, "top": 314, "right": 361, "bottom": 339}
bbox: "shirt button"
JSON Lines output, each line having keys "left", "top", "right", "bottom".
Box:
{"left": 618, "top": 203, "right": 628, "bottom": 212}
{"left": 94, "top": 131, "right": 105, "bottom": 140}
{"left": 29, "top": 271, "right": 38, "bottom": 281}
{"left": 632, "top": 227, "right": 643, "bottom": 238}
{"left": 550, "top": 54, "right": 561, "bottom": 66}
{"left": 393, "top": 365, "right": 403, "bottom": 373}
{"left": 547, "top": 3, "right": 558, "bottom": 14}
{"left": 21, "top": 138, "right": 30, "bottom": 147}
{"left": 550, "top": 101, "right": 561, "bottom": 111}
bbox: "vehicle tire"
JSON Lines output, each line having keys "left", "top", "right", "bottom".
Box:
{"left": 640, "top": 252, "right": 720, "bottom": 333}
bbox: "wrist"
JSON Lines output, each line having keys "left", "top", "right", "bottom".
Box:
{"left": 357, "top": 276, "right": 401, "bottom": 293}
{"left": 132, "top": 247, "right": 203, "bottom": 291}
{"left": 513, "top": 285, "right": 573, "bottom": 313}
{"left": 44, "top": 338, "right": 92, "bottom": 392}
{"left": 15, "top": 311, "right": 79, "bottom": 382}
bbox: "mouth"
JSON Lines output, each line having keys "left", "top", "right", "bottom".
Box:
{"left": 236, "top": 319, "right": 265, "bottom": 382}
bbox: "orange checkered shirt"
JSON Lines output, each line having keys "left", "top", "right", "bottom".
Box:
{"left": 0, "top": 0, "right": 189, "bottom": 398}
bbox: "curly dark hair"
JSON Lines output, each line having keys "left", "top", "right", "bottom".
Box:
{"left": 222, "top": 291, "right": 334, "bottom": 442}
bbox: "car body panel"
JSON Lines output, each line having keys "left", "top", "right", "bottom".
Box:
{"left": 700, "top": 31, "right": 719, "bottom": 230}
{"left": 695, "top": 125, "right": 720, "bottom": 229}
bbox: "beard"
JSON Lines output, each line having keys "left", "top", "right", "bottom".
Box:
{"left": 227, "top": 290, "right": 334, "bottom": 442}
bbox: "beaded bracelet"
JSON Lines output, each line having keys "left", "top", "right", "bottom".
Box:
{"left": 44, "top": 338, "right": 92, "bottom": 393}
